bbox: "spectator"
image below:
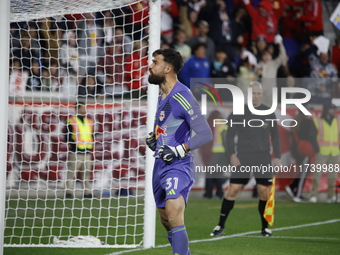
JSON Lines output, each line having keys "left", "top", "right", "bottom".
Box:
{"left": 98, "top": 42, "right": 126, "bottom": 98}
{"left": 26, "top": 61, "right": 42, "bottom": 91}
{"left": 102, "top": 12, "right": 134, "bottom": 56}
{"left": 279, "top": 4, "right": 303, "bottom": 68}
{"left": 187, "top": 20, "right": 216, "bottom": 62}
{"left": 308, "top": 52, "right": 338, "bottom": 103}
{"left": 306, "top": 39, "right": 338, "bottom": 104}
{"left": 64, "top": 13, "right": 84, "bottom": 29}
{"left": 12, "top": 33, "right": 40, "bottom": 73}
{"left": 310, "top": 103, "right": 339, "bottom": 203}
{"left": 179, "top": 42, "right": 210, "bottom": 88}
{"left": 197, "top": 0, "right": 215, "bottom": 21}
{"left": 251, "top": 36, "right": 268, "bottom": 62}
{"left": 124, "top": 41, "right": 149, "bottom": 98}
{"left": 103, "top": 10, "right": 116, "bottom": 45}
{"left": 26, "top": 22, "right": 43, "bottom": 61}
{"left": 60, "top": 31, "right": 79, "bottom": 75}
{"left": 78, "top": 75, "right": 104, "bottom": 100}
{"left": 112, "top": 28, "right": 133, "bottom": 57}
{"left": 211, "top": 48, "right": 236, "bottom": 81}
{"left": 41, "top": 62, "right": 63, "bottom": 92}
{"left": 172, "top": 29, "right": 192, "bottom": 60}
{"left": 179, "top": 1, "right": 199, "bottom": 40}
{"left": 255, "top": 35, "right": 287, "bottom": 105}
{"left": 232, "top": 6, "right": 250, "bottom": 48}
{"left": 207, "top": 0, "right": 244, "bottom": 61}
{"left": 243, "top": 0, "right": 285, "bottom": 44}
{"left": 187, "top": 0, "right": 206, "bottom": 13}
{"left": 210, "top": 47, "right": 236, "bottom": 101}
{"left": 9, "top": 58, "right": 22, "bottom": 75}
{"left": 160, "top": 41, "right": 171, "bottom": 49}
{"left": 77, "top": 12, "right": 104, "bottom": 78}
{"left": 10, "top": 23, "right": 21, "bottom": 51}
{"left": 59, "top": 31, "right": 79, "bottom": 98}
{"left": 9, "top": 58, "right": 29, "bottom": 95}
{"left": 64, "top": 103, "right": 94, "bottom": 199}
{"left": 286, "top": 0, "right": 323, "bottom": 37}
{"left": 125, "top": 0, "right": 149, "bottom": 40}
{"left": 161, "top": 0, "right": 179, "bottom": 44}
{"left": 294, "top": 33, "right": 320, "bottom": 78}
{"left": 237, "top": 50, "right": 258, "bottom": 94}
{"left": 53, "top": 14, "right": 77, "bottom": 31}
{"left": 39, "top": 18, "right": 64, "bottom": 66}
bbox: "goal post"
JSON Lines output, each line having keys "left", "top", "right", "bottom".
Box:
{"left": 0, "top": 0, "right": 10, "bottom": 254}
{"left": 143, "top": 0, "right": 161, "bottom": 249}
{"left": 4, "top": 0, "right": 159, "bottom": 248}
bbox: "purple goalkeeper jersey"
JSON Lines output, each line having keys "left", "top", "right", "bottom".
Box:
{"left": 153, "top": 81, "right": 212, "bottom": 158}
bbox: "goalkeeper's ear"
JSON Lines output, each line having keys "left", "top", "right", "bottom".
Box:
{"left": 165, "top": 65, "right": 171, "bottom": 74}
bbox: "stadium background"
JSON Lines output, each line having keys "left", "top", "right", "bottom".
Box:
{"left": 6, "top": 102, "right": 337, "bottom": 193}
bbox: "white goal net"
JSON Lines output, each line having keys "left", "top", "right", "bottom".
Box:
{"left": 6, "top": 0, "right": 156, "bottom": 247}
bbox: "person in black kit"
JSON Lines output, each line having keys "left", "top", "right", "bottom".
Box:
{"left": 210, "top": 81, "right": 281, "bottom": 237}
{"left": 285, "top": 108, "right": 319, "bottom": 202}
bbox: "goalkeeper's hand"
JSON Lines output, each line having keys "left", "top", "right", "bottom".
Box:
{"left": 145, "top": 132, "right": 157, "bottom": 151}
{"left": 158, "top": 144, "right": 188, "bottom": 165}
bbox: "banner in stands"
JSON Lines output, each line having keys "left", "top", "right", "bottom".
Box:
{"left": 6, "top": 101, "right": 147, "bottom": 190}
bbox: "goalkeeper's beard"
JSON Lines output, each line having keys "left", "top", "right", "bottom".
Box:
{"left": 148, "top": 72, "right": 165, "bottom": 85}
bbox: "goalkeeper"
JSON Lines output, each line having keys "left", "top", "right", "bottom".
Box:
{"left": 146, "top": 48, "right": 212, "bottom": 255}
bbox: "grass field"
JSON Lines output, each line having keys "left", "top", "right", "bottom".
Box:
{"left": 4, "top": 196, "right": 340, "bottom": 255}
{"left": 5, "top": 197, "right": 144, "bottom": 246}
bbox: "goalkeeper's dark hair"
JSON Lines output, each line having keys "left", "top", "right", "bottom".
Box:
{"left": 152, "top": 48, "right": 184, "bottom": 74}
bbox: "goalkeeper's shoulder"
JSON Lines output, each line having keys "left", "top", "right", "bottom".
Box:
{"left": 170, "top": 85, "right": 202, "bottom": 116}
{"left": 172, "top": 82, "right": 196, "bottom": 101}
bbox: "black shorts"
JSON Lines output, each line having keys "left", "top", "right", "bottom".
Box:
{"left": 230, "top": 151, "right": 273, "bottom": 186}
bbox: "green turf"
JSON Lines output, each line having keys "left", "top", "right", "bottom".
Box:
{"left": 5, "top": 197, "right": 145, "bottom": 246}
{"left": 4, "top": 198, "right": 340, "bottom": 255}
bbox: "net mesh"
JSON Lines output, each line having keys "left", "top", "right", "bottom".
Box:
{"left": 10, "top": 0, "right": 136, "bottom": 22}
{"left": 6, "top": 0, "right": 150, "bottom": 247}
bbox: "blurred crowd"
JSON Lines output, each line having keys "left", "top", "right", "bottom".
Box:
{"left": 8, "top": 0, "right": 340, "bottom": 104}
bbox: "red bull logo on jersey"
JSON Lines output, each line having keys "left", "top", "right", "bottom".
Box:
{"left": 159, "top": 111, "right": 165, "bottom": 121}
{"left": 155, "top": 125, "right": 167, "bottom": 139}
